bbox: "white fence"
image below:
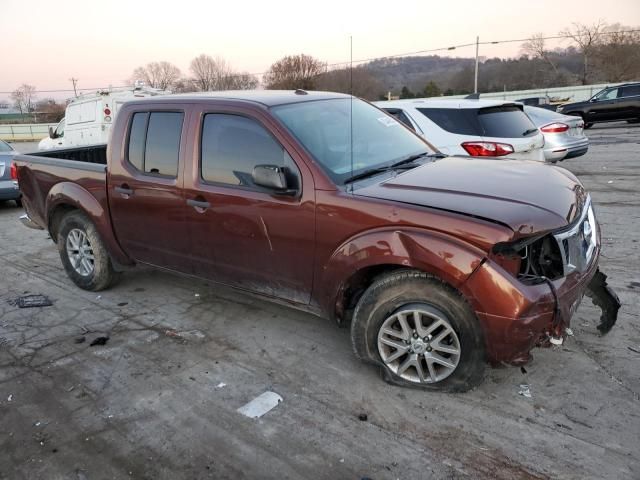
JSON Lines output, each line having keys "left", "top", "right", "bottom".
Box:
{"left": 0, "top": 123, "right": 56, "bottom": 142}
{"left": 445, "top": 82, "right": 635, "bottom": 103}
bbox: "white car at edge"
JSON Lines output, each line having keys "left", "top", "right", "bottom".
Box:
{"left": 375, "top": 98, "right": 545, "bottom": 161}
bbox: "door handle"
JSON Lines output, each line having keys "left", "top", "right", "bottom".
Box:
{"left": 115, "top": 185, "right": 133, "bottom": 198}
{"left": 187, "top": 198, "right": 211, "bottom": 211}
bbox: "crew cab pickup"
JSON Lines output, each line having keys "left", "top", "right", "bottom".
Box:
{"left": 14, "top": 91, "right": 619, "bottom": 391}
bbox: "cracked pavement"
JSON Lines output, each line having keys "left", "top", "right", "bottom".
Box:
{"left": 1, "top": 123, "right": 639, "bottom": 479}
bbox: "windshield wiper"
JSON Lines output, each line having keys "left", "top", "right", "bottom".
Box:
{"left": 344, "top": 151, "right": 431, "bottom": 184}
{"left": 522, "top": 128, "right": 539, "bottom": 136}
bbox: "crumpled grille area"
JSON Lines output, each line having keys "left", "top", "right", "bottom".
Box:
{"left": 517, "top": 196, "right": 597, "bottom": 283}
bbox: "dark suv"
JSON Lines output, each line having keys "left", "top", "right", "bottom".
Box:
{"left": 557, "top": 83, "right": 640, "bottom": 128}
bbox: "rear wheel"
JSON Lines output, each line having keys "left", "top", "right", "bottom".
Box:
{"left": 14, "top": 198, "right": 22, "bottom": 208}
{"left": 350, "top": 270, "right": 485, "bottom": 392}
{"left": 57, "top": 211, "right": 119, "bottom": 291}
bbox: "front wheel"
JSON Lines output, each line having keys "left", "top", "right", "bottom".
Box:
{"left": 350, "top": 270, "right": 485, "bottom": 392}
{"left": 57, "top": 211, "right": 119, "bottom": 291}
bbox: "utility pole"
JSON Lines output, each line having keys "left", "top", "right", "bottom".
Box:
{"left": 69, "top": 78, "right": 79, "bottom": 97}
{"left": 474, "top": 36, "right": 479, "bottom": 94}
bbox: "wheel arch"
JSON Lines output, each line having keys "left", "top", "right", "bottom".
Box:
{"left": 321, "top": 228, "right": 486, "bottom": 324}
{"left": 45, "top": 182, "right": 133, "bottom": 266}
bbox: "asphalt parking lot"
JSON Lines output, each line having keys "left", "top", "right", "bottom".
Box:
{"left": 1, "top": 123, "right": 639, "bottom": 480}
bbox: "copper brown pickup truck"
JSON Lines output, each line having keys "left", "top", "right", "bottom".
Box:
{"left": 14, "top": 91, "right": 619, "bottom": 391}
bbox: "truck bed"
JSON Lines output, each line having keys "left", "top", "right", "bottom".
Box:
{"left": 14, "top": 145, "right": 108, "bottom": 231}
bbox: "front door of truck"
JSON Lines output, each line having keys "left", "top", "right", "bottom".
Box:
{"left": 182, "top": 107, "right": 315, "bottom": 305}
{"left": 108, "top": 108, "right": 192, "bottom": 273}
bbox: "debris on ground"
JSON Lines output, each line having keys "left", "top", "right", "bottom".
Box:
{"left": 89, "top": 336, "right": 109, "bottom": 347}
{"left": 237, "top": 391, "right": 283, "bottom": 419}
{"left": 520, "top": 367, "right": 527, "bottom": 374}
{"left": 358, "top": 413, "right": 368, "bottom": 421}
{"left": 117, "top": 302, "right": 128, "bottom": 307}
{"left": 74, "top": 336, "right": 86, "bottom": 344}
{"left": 216, "top": 382, "right": 226, "bottom": 388}
{"left": 518, "top": 384, "right": 532, "bottom": 398}
{"left": 164, "top": 329, "right": 206, "bottom": 342}
{"left": 11, "top": 294, "right": 53, "bottom": 308}
{"left": 628, "top": 346, "right": 640, "bottom": 354}
{"left": 7, "top": 394, "right": 12, "bottom": 402}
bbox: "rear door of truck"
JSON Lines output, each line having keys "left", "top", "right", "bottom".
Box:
{"left": 107, "top": 104, "right": 192, "bottom": 273}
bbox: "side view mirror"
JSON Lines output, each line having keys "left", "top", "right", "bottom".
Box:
{"left": 589, "top": 98, "right": 597, "bottom": 103}
{"left": 49, "top": 127, "right": 57, "bottom": 139}
{"left": 252, "top": 165, "right": 296, "bottom": 195}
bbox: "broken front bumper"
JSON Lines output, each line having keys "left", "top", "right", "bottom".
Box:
{"left": 585, "top": 270, "right": 620, "bottom": 334}
{"left": 463, "top": 255, "right": 620, "bottom": 365}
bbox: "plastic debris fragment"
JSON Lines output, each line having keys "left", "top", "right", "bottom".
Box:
{"left": 237, "top": 391, "right": 282, "bottom": 418}
{"left": 518, "top": 384, "right": 532, "bottom": 398}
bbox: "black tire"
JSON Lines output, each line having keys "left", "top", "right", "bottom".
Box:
{"left": 351, "top": 270, "right": 485, "bottom": 392}
{"left": 584, "top": 122, "right": 594, "bottom": 129}
{"left": 14, "top": 197, "right": 22, "bottom": 208}
{"left": 57, "top": 211, "right": 119, "bottom": 291}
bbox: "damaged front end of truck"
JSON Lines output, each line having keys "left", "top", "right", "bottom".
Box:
{"left": 485, "top": 194, "right": 620, "bottom": 359}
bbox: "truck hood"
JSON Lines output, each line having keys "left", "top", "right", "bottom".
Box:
{"left": 355, "top": 156, "right": 587, "bottom": 235}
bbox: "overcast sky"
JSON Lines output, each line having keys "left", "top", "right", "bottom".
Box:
{"left": 2, "top": 0, "right": 639, "bottom": 98}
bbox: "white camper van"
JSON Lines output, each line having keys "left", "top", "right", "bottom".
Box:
{"left": 38, "top": 86, "right": 169, "bottom": 150}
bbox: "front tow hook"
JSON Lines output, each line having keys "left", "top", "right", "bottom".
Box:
{"left": 585, "top": 269, "right": 621, "bottom": 334}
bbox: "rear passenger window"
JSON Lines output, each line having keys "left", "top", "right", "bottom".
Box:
{"left": 621, "top": 85, "right": 640, "bottom": 97}
{"left": 127, "top": 113, "right": 147, "bottom": 171}
{"left": 126, "top": 111, "right": 183, "bottom": 177}
{"left": 200, "top": 114, "right": 299, "bottom": 190}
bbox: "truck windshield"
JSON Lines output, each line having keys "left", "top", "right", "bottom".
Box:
{"left": 271, "top": 98, "right": 430, "bottom": 185}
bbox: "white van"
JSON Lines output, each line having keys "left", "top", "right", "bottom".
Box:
{"left": 38, "top": 86, "right": 169, "bottom": 150}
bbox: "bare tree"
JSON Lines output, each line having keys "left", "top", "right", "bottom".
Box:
{"left": 189, "top": 55, "right": 258, "bottom": 91}
{"left": 521, "top": 33, "right": 559, "bottom": 75}
{"left": 263, "top": 54, "right": 326, "bottom": 90}
{"left": 129, "top": 61, "right": 181, "bottom": 90}
{"left": 593, "top": 24, "right": 640, "bottom": 81}
{"left": 190, "top": 54, "right": 230, "bottom": 91}
{"left": 172, "top": 77, "right": 198, "bottom": 93}
{"left": 35, "top": 98, "right": 66, "bottom": 122}
{"left": 10, "top": 84, "right": 37, "bottom": 115}
{"left": 222, "top": 72, "right": 259, "bottom": 90}
{"left": 315, "top": 67, "right": 383, "bottom": 100}
{"left": 561, "top": 21, "right": 607, "bottom": 84}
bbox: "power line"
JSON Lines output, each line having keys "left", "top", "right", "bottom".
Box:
{"left": 2, "top": 28, "right": 638, "bottom": 95}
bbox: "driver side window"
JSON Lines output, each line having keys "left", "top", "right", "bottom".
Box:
{"left": 596, "top": 88, "right": 618, "bottom": 101}
{"left": 55, "top": 120, "right": 65, "bottom": 138}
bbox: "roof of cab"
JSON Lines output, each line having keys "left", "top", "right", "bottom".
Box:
{"left": 123, "top": 90, "right": 351, "bottom": 108}
{"left": 375, "top": 98, "right": 520, "bottom": 109}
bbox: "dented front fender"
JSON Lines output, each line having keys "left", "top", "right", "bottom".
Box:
{"left": 318, "top": 227, "right": 486, "bottom": 320}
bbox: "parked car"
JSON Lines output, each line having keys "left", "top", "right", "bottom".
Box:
{"left": 524, "top": 106, "right": 589, "bottom": 162}
{"left": 0, "top": 139, "right": 21, "bottom": 206}
{"left": 38, "top": 85, "right": 169, "bottom": 150}
{"left": 556, "top": 83, "right": 640, "bottom": 128}
{"left": 14, "top": 91, "right": 618, "bottom": 392}
{"left": 376, "top": 98, "right": 545, "bottom": 161}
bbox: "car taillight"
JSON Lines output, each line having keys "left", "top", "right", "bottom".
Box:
{"left": 10, "top": 162, "right": 18, "bottom": 180}
{"left": 540, "top": 122, "right": 569, "bottom": 133}
{"left": 461, "top": 141, "right": 514, "bottom": 157}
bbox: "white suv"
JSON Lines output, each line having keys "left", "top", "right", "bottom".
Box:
{"left": 375, "top": 98, "right": 545, "bottom": 161}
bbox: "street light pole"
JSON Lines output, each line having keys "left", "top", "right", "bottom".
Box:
{"left": 474, "top": 36, "right": 479, "bottom": 94}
